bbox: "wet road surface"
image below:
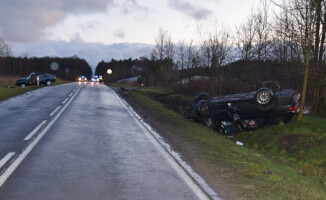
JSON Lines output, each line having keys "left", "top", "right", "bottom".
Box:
{"left": 0, "top": 83, "right": 77, "bottom": 158}
{"left": 0, "top": 83, "right": 206, "bottom": 200}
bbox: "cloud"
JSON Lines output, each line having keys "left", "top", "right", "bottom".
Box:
{"left": 114, "top": 30, "right": 125, "bottom": 39}
{"left": 12, "top": 40, "right": 153, "bottom": 70}
{"left": 122, "top": 0, "right": 149, "bottom": 14}
{"left": 80, "top": 21, "right": 101, "bottom": 31}
{"left": 167, "top": 0, "right": 213, "bottom": 20}
{"left": 70, "top": 33, "right": 84, "bottom": 43}
{"left": 0, "top": 0, "right": 113, "bottom": 42}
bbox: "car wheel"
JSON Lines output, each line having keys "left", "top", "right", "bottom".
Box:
{"left": 21, "top": 84, "right": 25, "bottom": 88}
{"left": 255, "top": 88, "right": 273, "bottom": 105}
{"left": 194, "top": 92, "right": 210, "bottom": 103}
{"left": 46, "top": 81, "right": 51, "bottom": 86}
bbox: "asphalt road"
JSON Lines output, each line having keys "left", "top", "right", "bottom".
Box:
{"left": 0, "top": 82, "right": 209, "bottom": 200}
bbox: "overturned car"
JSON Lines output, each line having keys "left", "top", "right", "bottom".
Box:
{"left": 184, "top": 82, "right": 301, "bottom": 134}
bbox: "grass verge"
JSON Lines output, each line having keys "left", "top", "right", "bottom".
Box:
{"left": 233, "top": 114, "right": 326, "bottom": 187}
{"left": 0, "top": 78, "right": 70, "bottom": 101}
{"left": 123, "top": 89, "right": 326, "bottom": 200}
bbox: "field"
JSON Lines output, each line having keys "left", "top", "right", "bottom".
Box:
{"left": 116, "top": 86, "right": 326, "bottom": 200}
{"left": 0, "top": 75, "right": 70, "bottom": 101}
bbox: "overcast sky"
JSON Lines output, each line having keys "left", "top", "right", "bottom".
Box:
{"left": 0, "top": 0, "right": 260, "bottom": 70}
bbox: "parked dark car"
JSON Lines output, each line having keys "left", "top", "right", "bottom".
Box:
{"left": 184, "top": 82, "right": 301, "bottom": 134}
{"left": 15, "top": 73, "right": 56, "bottom": 88}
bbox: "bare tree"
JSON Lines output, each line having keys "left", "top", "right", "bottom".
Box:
{"left": 254, "top": 0, "right": 272, "bottom": 62}
{"left": 298, "top": 0, "right": 315, "bottom": 120}
{"left": 151, "top": 29, "right": 175, "bottom": 86}
{"left": 270, "top": 9, "right": 304, "bottom": 62}
{"left": 185, "top": 40, "right": 197, "bottom": 81}
{"left": 176, "top": 40, "right": 186, "bottom": 70}
{"left": 0, "top": 38, "right": 12, "bottom": 79}
{"left": 197, "top": 22, "right": 232, "bottom": 70}
{"left": 312, "top": 1, "right": 326, "bottom": 112}
{"left": 164, "top": 35, "right": 175, "bottom": 61}
{"left": 151, "top": 29, "right": 165, "bottom": 61}
{"left": 273, "top": 0, "right": 323, "bottom": 118}
{"left": 0, "top": 38, "right": 12, "bottom": 57}
{"left": 176, "top": 40, "right": 186, "bottom": 82}
{"left": 151, "top": 28, "right": 175, "bottom": 61}
{"left": 199, "top": 40, "right": 211, "bottom": 68}
{"left": 236, "top": 10, "right": 257, "bottom": 62}
{"left": 175, "top": 40, "right": 198, "bottom": 82}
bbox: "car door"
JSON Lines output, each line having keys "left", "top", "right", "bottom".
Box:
{"left": 38, "top": 74, "right": 46, "bottom": 84}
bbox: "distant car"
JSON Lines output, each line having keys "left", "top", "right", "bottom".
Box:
{"left": 184, "top": 81, "right": 301, "bottom": 134}
{"left": 78, "top": 76, "right": 87, "bottom": 82}
{"left": 91, "top": 75, "right": 99, "bottom": 82}
{"left": 15, "top": 73, "right": 56, "bottom": 88}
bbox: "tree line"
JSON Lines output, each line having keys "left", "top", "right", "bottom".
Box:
{"left": 0, "top": 38, "right": 92, "bottom": 82}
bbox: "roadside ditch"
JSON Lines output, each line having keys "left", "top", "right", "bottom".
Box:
{"left": 112, "top": 86, "right": 326, "bottom": 200}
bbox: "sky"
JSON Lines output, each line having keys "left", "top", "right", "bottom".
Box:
{"left": 0, "top": 0, "right": 260, "bottom": 70}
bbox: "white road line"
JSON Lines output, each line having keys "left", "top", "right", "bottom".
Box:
{"left": 0, "top": 153, "right": 15, "bottom": 169}
{"left": 62, "top": 98, "right": 69, "bottom": 104}
{"left": 111, "top": 89, "right": 221, "bottom": 200}
{"left": 69, "top": 92, "right": 73, "bottom": 97}
{"left": 24, "top": 120, "right": 48, "bottom": 141}
{"left": 0, "top": 87, "right": 81, "bottom": 188}
{"left": 49, "top": 106, "right": 61, "bottom": 117}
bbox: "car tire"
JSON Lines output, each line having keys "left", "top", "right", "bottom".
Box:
{"left": 255, "top": 88, "right": 273, "bottom": 105}
{"left": 194, "top": 92, "right": 210, "bottom": 103}
{"left": 21, "top": 84, "right": 25, "bottom": 88}
{"left": 46, "top": 80, "right": 51, "bottom": 86}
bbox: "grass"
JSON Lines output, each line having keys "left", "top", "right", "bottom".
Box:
{"left": 0, "top": 76, "right": 70, "bottom": 101}
{"left": 110, "top": 82, "right": 138, "bottom": 89}
{"left": 233, "top": 114, "right": 326, "bottom": 186}
{"left": 123, "top": 88, "right": 326, "bottom": 199}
